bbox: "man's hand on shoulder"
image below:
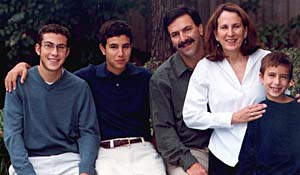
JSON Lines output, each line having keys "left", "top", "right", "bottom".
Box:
{"left": 186, "top": 162, "right": 208, "bottom": 175}
{"left": 5, "top": 62, "right": 31, "bottom": 92}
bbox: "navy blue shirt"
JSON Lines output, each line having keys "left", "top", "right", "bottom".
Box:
{"left": 238, "top": 98, "right": 300, "bottom": 175}
{"left": 75, "top": 62, "right": 152, "bottom": 141}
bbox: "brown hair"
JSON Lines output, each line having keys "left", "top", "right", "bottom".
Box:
{"left": 205, "top": 2, "right": 260, "bottom": 61}
{"left": 260, "top": 51, "right": 293, "bottom": 81}
{"left": 98, "top": 20, "right": 133, "bottom": 47}
{"left": 37, "top": 24, "right": 70, "bottom": 46}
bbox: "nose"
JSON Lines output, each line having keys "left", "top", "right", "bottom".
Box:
{"left": 179, "top": 32, "right": 187, "bottom": 42}
{"left": 50, "top": 46, "right": 58, "bottom": 55}
{"left": 274, "top": 76, "right": 280, "bottom": 85}
{"left": 228, "top": 27, "right": 234, "bottom": 36}
{"left": 118, "top": 47, "right": 124, "bottom": 57}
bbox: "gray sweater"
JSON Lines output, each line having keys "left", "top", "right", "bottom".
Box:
{"left": 4, "top": 66, "right": 100, "bottom": 175}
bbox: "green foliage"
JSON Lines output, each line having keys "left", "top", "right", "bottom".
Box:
{"left": 0, "top": 109, "right": 3, "bottom": 134}
{"left": 258, "top": 23, "right": 289, "bottom": 49}
{"left": 289, "top": 15, "right": 300, "bottom": 47}
{"left": 240, "top": 0, "right": 260, "bottom": 13}
{"left": 279, "top": 48, "right": 300, "bottom": 96}
{"left": 0, "top": 0, "right": 150, "bottom": 70}
{"left": 144, "top": 60, "right": 164, "bottom": 72}
{"left": 0, "top": 109, "right": 10, "bottom": 175}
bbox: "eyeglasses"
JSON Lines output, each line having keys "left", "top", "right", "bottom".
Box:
{"left": 41, "top": 42, "right": 68, "bottom": 52}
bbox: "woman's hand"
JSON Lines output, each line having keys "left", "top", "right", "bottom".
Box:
{"left": 231, "top": 103, "right": 267, "bottom": 124}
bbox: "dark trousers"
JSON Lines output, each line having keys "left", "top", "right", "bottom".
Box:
{"left": 209, "top": 151, "right": 239, "bottom": 175}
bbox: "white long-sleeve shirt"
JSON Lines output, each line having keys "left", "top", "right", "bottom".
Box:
{"left": 183, "top": 49, "right": 270, "bottom": 166}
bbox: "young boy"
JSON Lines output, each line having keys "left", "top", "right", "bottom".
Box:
{"left": 238, "top": 51, "right": 300, "bottom": 174}
{"left": 4, "top": 24, "right": 100, "bottom": 175}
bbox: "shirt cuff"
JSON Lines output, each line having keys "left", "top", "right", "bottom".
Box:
{"left": 16, "top": 163, "right": 36, "bottom": 175}
{"left": 214, "top": 112, "right": 234, "bottom": 128}
{"left": 79, "top": 163, "right": 95, "bottom": 175}
{"left": 181, "top": 152, "right": 198, "bottom": 171}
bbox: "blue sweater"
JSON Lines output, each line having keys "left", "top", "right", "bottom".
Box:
{"left": 74, "top": 62, "right": 152, "bottom": 141}
{"left": 4, "top": 66, "right": 100, "bottom": 175}
{"left": 238, "top": 98, "right": 300, "bottom": 175}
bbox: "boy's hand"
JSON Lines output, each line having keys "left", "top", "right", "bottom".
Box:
{"left": 5, "top": 62, "right": 30, "bottom": 92}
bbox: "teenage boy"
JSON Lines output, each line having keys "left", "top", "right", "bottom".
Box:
{"left": 150, "top": 6, "right": 211, "bottom": 175}
{"left": 4, "top": 20, "right": 166, "bottom": 175}
{"left": 238, "top": 51, "right": 300, "bottom": 174}
{"left": 4, "top": 24, "right": 100, "bottom": 175}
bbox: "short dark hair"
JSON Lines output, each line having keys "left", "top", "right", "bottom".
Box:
{"left": 163, "top": 5, "right": 202, "bottom": 36}
{"left": 260, "top": 51, "right": 293, "bottom": 81}
{"left": 98, "top": 20, "right": 133, "bottom": 46}
{"left": 37, "top": 24, "right": 71, "bottom": 46}
{"left": 205, "top": 2, "right": 260, "bottom": 61}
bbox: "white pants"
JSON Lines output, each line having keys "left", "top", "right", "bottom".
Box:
{"left": 166, "top": 148, "right": 209, "bottom": 175}
{"left": 9, "top": 152, "right": 80, "bottom": 175}
{"left": 96, "top": 141, "right": 166, "bottom": 175}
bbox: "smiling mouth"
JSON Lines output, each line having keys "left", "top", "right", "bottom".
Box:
{"left": 225, "top": 39, "right": 237, "bottom": 43}
{"left": 48, "top": 58, "right": 60, "bottom": 63}
{"left": 270, "top": 87, "right": 281, "bottom": 92}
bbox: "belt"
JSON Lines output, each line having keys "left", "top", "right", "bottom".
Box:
{"left": 100, "top": 137, "right": 145, "bottom": 148}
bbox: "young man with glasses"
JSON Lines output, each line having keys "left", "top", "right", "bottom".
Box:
{"left": 4, "top": 24, "right": 100, "bottom": 175}
{"left": 4, "top": 20, "right": 166, "bottom": 175}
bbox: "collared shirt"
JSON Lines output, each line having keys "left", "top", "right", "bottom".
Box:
{"left": 75, "top": 62, "right": 152, "bottom": 141}
{"left": 150, "top": 52, "right": 212, "bottom": 171}
{"left": 183, "top": 49, "right": 270, "bottom": 166}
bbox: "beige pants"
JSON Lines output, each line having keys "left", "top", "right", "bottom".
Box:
{"left": 96, "top": 141, "right": 166, "bottom": 175}
{"left": 166, "top": 148, "right": 209, "bottom": 175}
{"left": 9, "top": 152, "right": 80, "bottom": 175}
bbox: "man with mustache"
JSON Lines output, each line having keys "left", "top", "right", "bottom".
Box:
{"left": 150, "top": 6, "right": 211, "bottom": 175}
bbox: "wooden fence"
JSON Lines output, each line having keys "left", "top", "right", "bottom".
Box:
{"left": 129, "top": 0, "right": 300, "bottom": 52}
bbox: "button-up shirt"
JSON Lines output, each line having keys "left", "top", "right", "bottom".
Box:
{"left": 150, "top": 52, "right": 212, "bottom": 171}
{"left": 75, "top": 62, "right": 152, "bottom": 141}
{"left": 183, "top": 49, "right": 270, "bottom": 166}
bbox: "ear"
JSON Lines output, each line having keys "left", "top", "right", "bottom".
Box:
{"left": 198, "top": 24, "right": 204, "bottom": 36}
{"left": 259, "top": 72, "right": 264, "bottom": 84}
{"left": 99, "top": 43, "right": 106, "bottom": 55}
{"left": 65, "top": 48, "right": 70, "bottom": 58}
{"left": 244, "top": 26, "right": 248, "bottom": 39}
{"left": 35, "top": 43, "right": 41, "bottom": 56}
{"left": 214, "top": 30, "right": 219, "bottom": 42}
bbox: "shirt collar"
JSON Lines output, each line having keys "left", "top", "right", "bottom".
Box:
{"left": 96, "top": 62, "right": 142, "bottom": 77}
{"left": 172, "top": 52, "right": 192, "bottom": 78}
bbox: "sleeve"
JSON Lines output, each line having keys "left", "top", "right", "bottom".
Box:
{"left": 3, "top": 90, "right": 36, "bottom": 175}
{"left": 150, "top": 77, "right": 197, "bottom": 171}
{"left": 237, "top": 122, "right": 257, "bottom": 175}
{"left": 77, "top": 83, "right": 100, "bottom": 175}
{"left": 183, "top": 60, "right": 233, "bottom": 130}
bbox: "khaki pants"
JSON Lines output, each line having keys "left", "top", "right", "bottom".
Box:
{"left": 96, "top": 141, "right": 166, "bottom": 175}
{"left": 166, "top": 148, "right": 209, "bottom": 175}
{"left": 9, "top": 152, "right": 80, "bottom": 175}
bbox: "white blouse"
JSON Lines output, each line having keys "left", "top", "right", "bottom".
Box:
{"left": 183, "top": 49, "right": 270, "bottom": 166}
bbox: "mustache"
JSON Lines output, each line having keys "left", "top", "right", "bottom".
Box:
{"left": 178, "top": 38, "right": 194, "bottom": 48}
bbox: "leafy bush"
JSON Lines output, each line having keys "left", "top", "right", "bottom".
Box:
{"left": 289, "top": 15, "right": 300, "bottom": 47}
{"left": 0, "top": 109, "right": 10, "bottom": 175}
{"left": 258, "top": 23, "right": 289, "bottom": 49}
{"left": 279, "top": 48, "right": 300, "bottom": 96}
